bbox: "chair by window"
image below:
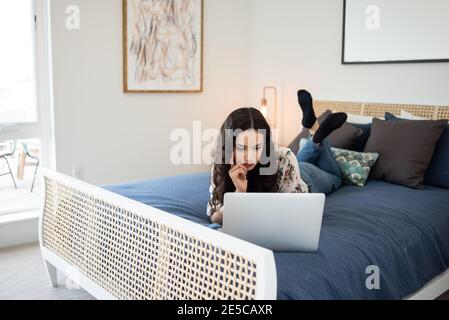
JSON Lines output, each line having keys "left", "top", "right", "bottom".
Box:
{"left": 0, "top": 141, "right": 17, "bottom": 188}
{"left": 19, "top": 142, "right": 40, "bottom": 192}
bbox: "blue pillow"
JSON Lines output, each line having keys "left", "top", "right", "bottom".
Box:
{"left": 385, "top": 112, "right": 449, "bottom": 189}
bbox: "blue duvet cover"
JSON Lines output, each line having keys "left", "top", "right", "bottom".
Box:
{"left": 104, "top": 173, "right": 449, "bottom": 300}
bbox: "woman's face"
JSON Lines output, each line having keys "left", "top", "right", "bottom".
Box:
{"left": 234, "top": 129, "right": 265, "bottom": 171}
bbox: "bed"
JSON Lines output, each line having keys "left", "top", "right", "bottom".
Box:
{"left": 39, "top": 101, "right": 449, "bottom": 300}
{"left": 103, "top": 173, "right": 449, "bottom": 300}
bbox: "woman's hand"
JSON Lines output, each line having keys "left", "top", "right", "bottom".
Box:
{"left": 229, "top": 165, "right": 248, "bottom": 193}
{"left": 211, "top": 209, "right": 223, "bottom": 225}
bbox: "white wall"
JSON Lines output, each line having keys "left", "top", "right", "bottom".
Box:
{"left": 50, "top": 0, "right": 449, "bottom": 184}
{"left": 50, "top": 0, "right": 250, "bottom": 185}
{"left": 249, "top": 0, "right": 449, "bottom": 146}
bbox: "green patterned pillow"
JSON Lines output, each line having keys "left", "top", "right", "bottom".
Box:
{"left": 331, "top": 148, "right": 379, "bottom": 187}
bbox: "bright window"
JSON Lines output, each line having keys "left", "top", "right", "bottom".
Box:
{"left": 0, "top": 0, "right": 38, "bottom": 123}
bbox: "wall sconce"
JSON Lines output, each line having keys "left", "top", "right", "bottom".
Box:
{"left": 260, "top": 86, "right": 278, "bottom": 128}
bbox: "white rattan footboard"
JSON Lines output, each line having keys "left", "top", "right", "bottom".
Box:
{"left": 38, "top": 169, "right": 277, "bottom": 300}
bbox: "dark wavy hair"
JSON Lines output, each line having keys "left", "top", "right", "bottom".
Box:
{"left": 209, "top": 108, "right": 279, "bottom": 214}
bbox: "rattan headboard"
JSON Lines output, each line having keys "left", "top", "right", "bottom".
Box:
{"left": 314, "top": 101, "right": 449, "bottom": 120}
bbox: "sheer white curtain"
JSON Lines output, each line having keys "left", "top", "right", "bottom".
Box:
{"left": 0, "top": 0, "right": 38, "bottom": 123}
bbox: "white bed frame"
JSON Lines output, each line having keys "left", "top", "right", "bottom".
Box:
{"left": 39, "top": 169, "right": 277, "bottom": 300}
{"left": 406, "top": 269, "right": 449, "bottom": 300}
{"left": 39, "top": 169, "right": 449, "bottom": 300}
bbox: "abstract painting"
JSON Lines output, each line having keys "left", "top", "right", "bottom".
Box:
{"left": 123, "top": 0, "right": 203, "bottom": 93}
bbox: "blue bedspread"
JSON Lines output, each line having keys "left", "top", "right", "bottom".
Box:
{"left": 104, "top": 173, "right": 449, "bottom": 300}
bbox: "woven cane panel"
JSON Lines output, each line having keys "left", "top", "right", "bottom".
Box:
{"left": 42, "top": 177, "right": 258, "bottom": 300}
{"left": 436, "top": 107, "right": 449, "bottom": 120}
{"left": 315, "top": 101, "right": 449, "bottom": 120}
{"left": 315, "top": 101, "right": 362, "bottom": 117}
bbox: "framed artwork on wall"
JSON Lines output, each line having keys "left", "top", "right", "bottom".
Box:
{"left": 342, "top": 0, "right": 449, "bottom": 64}
{"left": 123, "top": 0, "right": 203, "bottom": 93}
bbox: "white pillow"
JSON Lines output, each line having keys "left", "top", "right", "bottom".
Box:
{"left": 400, "top": 109, "right": 427, "bottom": 120}
{"left": 346, "top": 113, "right": 377, "bottom": 124}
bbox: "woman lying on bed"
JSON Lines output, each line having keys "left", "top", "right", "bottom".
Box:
{"left": 208, "top": 90, "right": 348, "bottom": 225}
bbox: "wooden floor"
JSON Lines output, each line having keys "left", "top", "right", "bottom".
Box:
{"left": 0, "top": 243, "right": 448, "bottom": 300}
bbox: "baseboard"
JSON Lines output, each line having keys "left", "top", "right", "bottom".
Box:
{"left": 0, "top": 211, "right": 39, "bottom": 249}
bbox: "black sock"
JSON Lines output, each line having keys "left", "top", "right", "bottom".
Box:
{"left": 297, "top": 90, "right": 317, "bottom": 129}
{"left": 313, "top": 113, "right": 348, "bottom": 145}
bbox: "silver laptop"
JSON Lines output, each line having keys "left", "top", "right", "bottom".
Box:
{"left": 222, "top": 193, "right": 325, "bottom": 252}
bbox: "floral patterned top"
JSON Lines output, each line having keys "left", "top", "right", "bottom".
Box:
{"left": 207, "top": 147, "right": 309, "bottom": 216}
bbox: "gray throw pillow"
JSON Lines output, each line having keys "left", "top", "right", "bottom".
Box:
{"left": 364, "top": 118, "right": 448, "bottom": 189}
{"left": 327, "top": 122, "right": 364, "bottom": 150}
{"left": 385, "top": 112, "right": 449, "bottom": 189}
{"left": 288, "top": 109, "right": 363, "bottom": 153}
